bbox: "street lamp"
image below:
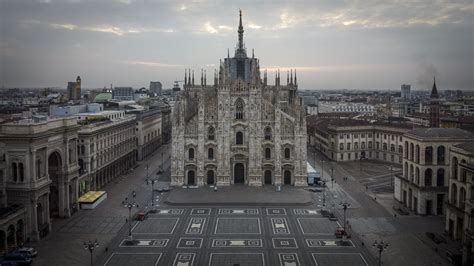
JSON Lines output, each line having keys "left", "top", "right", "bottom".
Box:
{"left": 122, "top": 197, "right": 139, "bottom": 239}
{"left": 330, "top": 168, "right": 335, "bottom": 188}
{"left": 320, "top": 160, "right": 325, "bottom": 181}
{"left": 389, "top": 166, "right": 393, "bottom": 189}
{"left": 373, "top": 240, "right": 389, "bottom": 266}
{"left": 318, "top": 179, "right": 326, "bottom": 207}
{"left": 146, "top": 176, "right": 159, "bottom": 206}
{"left": 340, "top": 202, "right": 351, "bottom": 232}
{"left": 83, "top": 239, "right": 99, "bottom": 266}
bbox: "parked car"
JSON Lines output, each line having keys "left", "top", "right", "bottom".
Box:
{"left": 2, "top": 253, "right": 32, "bottom": 265}
{"left": 14, "top": 247, "right": 37, "bottom": 258}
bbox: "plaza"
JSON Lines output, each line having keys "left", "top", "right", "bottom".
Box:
{"left": 98, "top": 206, "right": 373, "bottom": 266}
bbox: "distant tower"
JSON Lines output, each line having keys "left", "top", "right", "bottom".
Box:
{"left": 429, "top": 77, "right": 440, "bottom": 127}
{"left": 401, "top": 84, "right": 411, "bottom": 100}
{"left": 75, "top": 76, "right": 81, "bottom": 100}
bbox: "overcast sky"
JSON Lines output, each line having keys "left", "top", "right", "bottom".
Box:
{"left": 1, "top": 0, "right": 473, "bottom": 91}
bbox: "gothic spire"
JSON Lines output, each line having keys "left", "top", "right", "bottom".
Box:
{"left": 290, "top": 69, "right": 293, "bottom": 84}
{"left": 235, "top": 9, "right": 246, "bottom": 57}
{"left": 294, "top": 70, "right": 297, "bottom": 85}
{"left": 430, "top": 76, "right": 439, "bottom": 99}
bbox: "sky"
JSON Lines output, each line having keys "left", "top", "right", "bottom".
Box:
{"left": 0, "top": 0, "right": 473, "bottom": 91}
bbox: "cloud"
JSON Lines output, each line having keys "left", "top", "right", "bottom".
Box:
{"left": 201, "top": 22, "right": 232, "bottom": 34}
{"left": 46, "top": 22, "right": 173, "bottom": 35}
{"left": 122, "top": 60, "right": 183, "bottom": 68}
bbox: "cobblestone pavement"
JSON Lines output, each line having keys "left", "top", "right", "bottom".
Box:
{"left": 97, "top": 206, "right": 376, "bottom": 266}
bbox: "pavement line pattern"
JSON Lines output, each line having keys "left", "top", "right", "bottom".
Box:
{"left": 185, "top": 217, "right": 206, "bottom": 234}
{"left": 103, "top": 252, "right": 162, "bottom": 266}
{"left": 311, "top": 253, "right": 369, "bottom": 266}
{"left": 214, "top": 217, "right": 262, "bottom": 235}
{"left": 191, "top": 208, "right": 211, "bottom": 215}
{"left": 173, "top": 253, "right": 196, "bottom": 266}
{"left": 155, "top": 209, "right": 184, "bottom": 215}
{"left": 131, "top": 218, "right": 179, "bottom": 234}
{"left": 218, "top": 208, "right": 259, "bottom": 215}
{"left": 176, "top": 238, "right": 203, "bottom": 249}
{"left": 306, "top": 239, "right": 355, "bottom": 248}
{"left": 118, "top": 239, "right": 168, "bottom": 248}
{"left": 293, "top": 209, "right": 319, "bottom": 215}
{"left": 296, "top": 218, "right": 336, "bottom": 235}
{"left": 211, "top": 239, "right": 263, "bottom": 248}
{"left": 278, "top": 253, "right": 301, "bottom": 266}
{"left": 266, "top": 208, "right": 287, "bottom": 215}
{"left": 272, "top": 238, "right": 298, "bottom": 249}
{"left": 271, "top": 217, "right": 290, "bottom": 234}
{"left": 208, "top": 253, "right": 265, "bottom": 266}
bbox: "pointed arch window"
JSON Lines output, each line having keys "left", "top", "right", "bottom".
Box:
{"left": 264, "top": 127, "right": 272, "bottom": 140}
{"left": 208, "top": 127, "right": 215, "bottom": 141}
{"left": 235, "top": 98, "right": 244, "bottom": 120}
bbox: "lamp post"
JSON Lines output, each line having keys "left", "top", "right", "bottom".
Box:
{"left": 389, "top": 166, "right": 393, "bottom": 189}
{"left": 330, "top": 168, "right": 335, "bottom": 188}
{"left": 318, "top": 179, "right": 326, "bottom": 207}
{"left": 373, "top": 240, "right": 389, "bottom": 266}
{"left": 340, "top": 202, "right": 351, "bottom": 232}
{"left": 122, "top": 197, "right": 138, "bottom": 239}
{"left": 146, "top": 176, "right": 159, "bottom": 206}
{"left": 83, "top": 239, "right": 99, "bottom": 266}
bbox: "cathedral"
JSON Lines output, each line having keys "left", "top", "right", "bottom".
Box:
{"left": 171, "top": 11, "right": 307, "bottom": 187}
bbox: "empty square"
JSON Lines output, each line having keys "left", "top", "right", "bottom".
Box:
{"left": 297, "top": 218, "right": 336, "bottom": 235}
{"left": 209, "top": 253, "right": 264, "bottom": 266}
{"left": 132, "top": 218, "right": 179, "bottom": 234}
{"left": 173, "top": 253, "right": 195, "bottom": 266}
{"left": 278, "top": 253, "right": 301, "bottom": 266}
{"left": 215, "top": 218, "right": 261, "bottom": 234}
{"left": 104, "top": 253, "right": 161, "bottom": 266}
{"left": 312, "top": 253, "right": 368, "bottom": 266}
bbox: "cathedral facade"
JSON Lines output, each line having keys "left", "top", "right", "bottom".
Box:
{"left": 171, "top": 11, "right": 307, "bottom": 187}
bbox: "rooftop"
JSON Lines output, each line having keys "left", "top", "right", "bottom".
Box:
{"left": 406, "top": 128, "right": 474, "bottom": 139}
{"left": 452, "top": 142, "right": 474, "bottom": 154}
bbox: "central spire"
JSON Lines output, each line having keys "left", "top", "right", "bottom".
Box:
{"left": 235, "top": 9, "right": 246, "bottom": 57}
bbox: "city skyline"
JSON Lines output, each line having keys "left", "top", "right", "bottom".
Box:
{"left": 1, "top": 0, "right": 473, "bottom": 90}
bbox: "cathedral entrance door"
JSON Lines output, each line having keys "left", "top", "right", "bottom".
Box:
{"left": 234, "top": 163, "right": 245, "bottom": 184}
{"left": 264, "top": 170, "right": 272, "bottom": 185}
{"left": 284, "top": 170, "right": 292, "bottom": 185}
{"left": 187, "top": 170, "right": 195, "bottom": 185}
{"left": 207, "top": 170, "right": 215, "bottom": 185}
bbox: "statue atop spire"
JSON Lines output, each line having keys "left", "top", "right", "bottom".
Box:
{"left": 235, "top": 9, "right": 246, "bottom": 57}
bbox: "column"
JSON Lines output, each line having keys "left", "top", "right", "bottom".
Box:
{"left": 31, "top": 200, "right": 39, "bottom": 241}
{"left": 64, "top": 183, "right": 71, "bottom": 218}
{"left": 45, "top": 194, "right": 51, "bottom": 232}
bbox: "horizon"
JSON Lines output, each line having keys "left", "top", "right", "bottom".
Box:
{"left": 1, "top": 0, "right": 473, "bottom": 91}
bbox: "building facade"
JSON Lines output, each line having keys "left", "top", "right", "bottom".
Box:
{"left": 445, "top": 143, "right": 474, "bottom": 266}
{"left": 113, "top": 87, "right": 134, "bottom": 101}
{"left": 394, "top": 128, "right": 473, "bottom": 216}
{"left": 150, "top": 81, "right": 163, "bottom": 96}
{"left": 135, "top": 109, "right": 162, "bottom": 161}
{"left": 67, "top": 76, "right": 81, "bottom": 101}
{"left": 0, "top": 118, "right": 80, "bottom": 243}
{"left": 308, "top": 118, "right": 411, "bottom": 164}
{"left": 77, "top": 113, "right": 137, "bottom": 196}
{"left": 171, "top": 11, "right": 307, "bottom": 187}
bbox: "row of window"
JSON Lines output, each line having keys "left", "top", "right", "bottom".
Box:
{"left": 339, "top": 142, "right": 403, "bottom": 153}
{"left": 206, "top": 126, "right": 274, "bottom": 142}
{"left": 338, "top": 133, "right": 402, "bottom": 141}
{"left": 404, "top": 163, "right": 445, "bottom": 187}
{"left": 405, "top": 142, "right": 445, "bottom": 165}
{"left": 187, "top": 147, "right": 292, "bottom": 160}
